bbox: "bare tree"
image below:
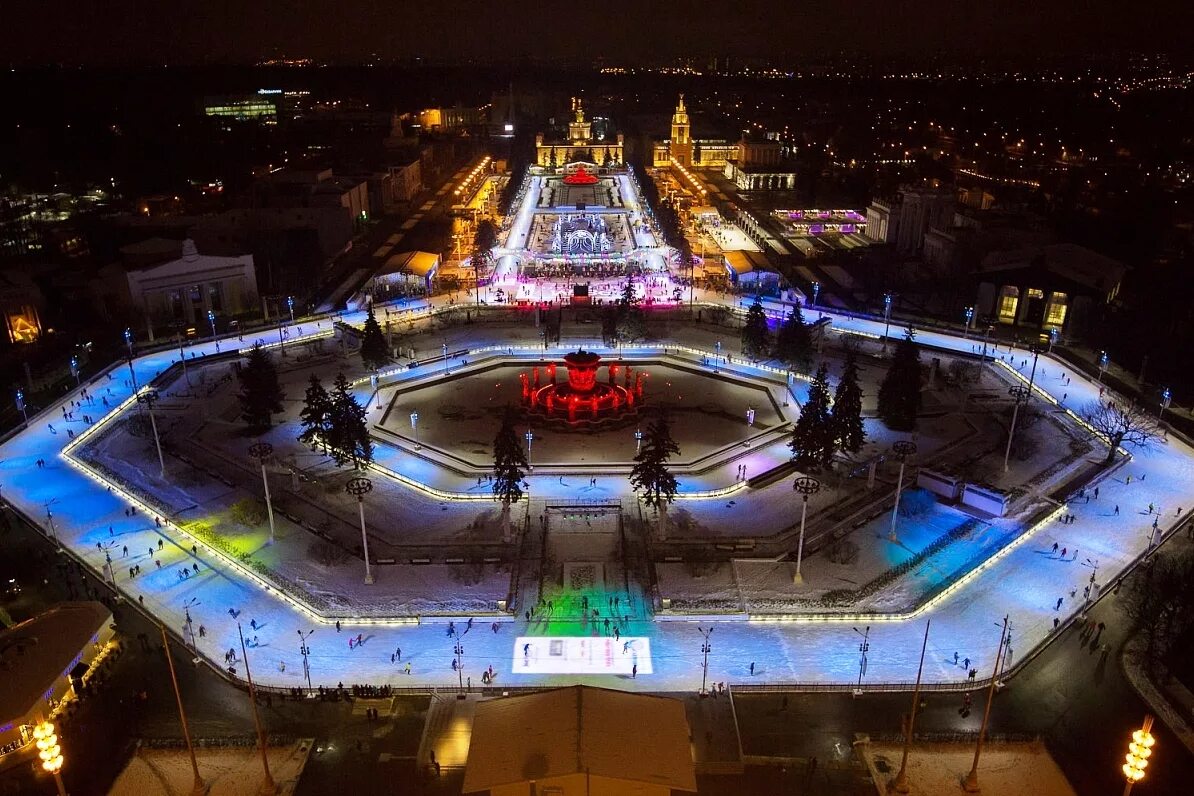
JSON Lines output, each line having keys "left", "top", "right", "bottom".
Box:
{"left": 1081, "top": 400, "right": 1163, "bottom": 465}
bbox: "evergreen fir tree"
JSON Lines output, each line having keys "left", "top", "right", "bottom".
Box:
{"left": 491, "top": 408, "right": 530, "bottom": 541}
{"left": 297, "top": 374, "right": 332, "bottom": 453}
{"left": 877, "top": 329, "right": 923, "bottom": 431}
{"left": 830, "top": 349, "right": 867, "bottom": 454}
{"left": 359, "top": 305, "right": 389, "bottom": 372}
{"left": 237, "top": 344, "right": 285, "bottom": 431}
{"left": 772, "top": 304, "right": 813, "bottom": 372}
{"left": 789, "top": 362, "right": 834, "bottom": 471}
{"left": 328, "top": 372, "right": 373, "bottom": 469}
{"left": 630, "top": 413, "right": 681, "bottom": 533}
{"left": 615, "top": 277, "right": 647, "bottom": 343}
{"left": 740, "top": 297, "right": 771, "bottom": 361}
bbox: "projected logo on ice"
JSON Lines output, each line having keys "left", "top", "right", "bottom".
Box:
{"left": 515, "top": 636, "right": 651, "bottom": 675}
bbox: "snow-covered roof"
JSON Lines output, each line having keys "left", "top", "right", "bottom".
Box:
{"left": 379, "top": 250, "right": 439, "bottom": 278}
{"left": 462, "top": 685, "right": 696, "bottom": 793}
{"left": 0, "top": 602, "right": 112, "bottom": 723}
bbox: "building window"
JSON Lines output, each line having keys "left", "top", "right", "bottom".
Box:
{"left": 1027, "top": 288, "right": 1045, "bottom": 300}
{"left": 208, "top": 283, "right": 224, "bottom": 313}
{"left": 998, "top": 287, "right": 1020, "bottom": 322}
{"left": 1044, "top": 292, "right": 1068, "bottom": 326}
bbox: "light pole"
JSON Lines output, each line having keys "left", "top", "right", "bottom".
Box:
{"left": 853, "top": 625, "right": 870, "bottom": 691}
{"left": 1003, "top": 385, "right": 1031, "bottom": 472}
{"left": 888, "top": 440, "right": 918, "bottom": 542}
{"left": 882, "top": 292, "right": 893, "bottom": 350}
{"left": 454, "top": 640, "right": 465, "bottom": 693}
{"left": 207, "top": 309, "right": 216, "bottom": 339}
{"left": 890, "top": 620, "right": 932, "bottom": 793}
{"left": 698, "top": 626, "right": 713, "bottom": 695}
{"left": 1159, "top": 387, "right": 1172, "bottom": 423}
{"left": 177, "top": 323, "right": 191, "bottom": 386}
{"left": 287, "top": 296, "right": 295, "bottom": 325}
{"left": 137, "top": 389, "right": 167, "bottom": 478}
{"left": 297, "top": 629, "right": 315, "bottom": 693}
{"left": 248, "top": 442, "right": 277, "bottom": 545}
{"left": 745, "top": 407, "right": 755, "bottom": 448}
{"left": 33, "top": 721, "right": 66, "bottom": 796}
{"left": 792, "top": 476, "right": 821, "bottom": 584}
{"left": 963, "top": 306, "right": 974, "bottom": 339}
{"left": 15, "top": 389, "right": 27, "bottom": 424}
{"left": 278, "top": 325, "right": 288, "bottom": 357}
{"left": 963, "top": 615, "right": 1009, "bottom": 792}
{"left": 124, "top": 328, "right": 139, "bottom": 390}
{"left": 811, "top": 281, "right": 820, "bottom": 309}
{"left": 525, "top": 429, "right": 534, "bottom": 470}
{"left": 237, "top": 622, "right": 277, "bottom": 795}
{"left": 69, "top": 355, "right": 80, "bottom": 387}
{"left": 410, "top": 411, "right": 421, "bottom": 450}
{"left": 635, "top": 427, "right": 643, "bottom": 456}
{"left": 1047, "top": 326, "right": 1059, "bottom": 353}
{"left": 44, "top": 500, "right": 61, "bottom": 552}
{"left": 182, "top": 597, "right": 200, "bottom": 655}
{"left": 1098, "top": 350, "right": 1109, "bottom": 384}
{"left": 442, "top": 340, "right": 449, "bottom": 375}
{"left": 1122, "top": 715, "right": 1156, "bottom": 796}
{"left": 345, "top": 477, "right": 374, "bottom": 584}
{"left": 159, "top": 623, "right": 205, "bottom": 795}
{"left": 1025, "top": 343, "right": 1045, "bottom": 401}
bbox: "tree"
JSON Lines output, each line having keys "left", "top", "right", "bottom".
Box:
{"left": 630, "top": 413, "right": 681, "bottom": 537}
{"left": 1081, "top": 400, "right": 1164, "bottom": 465}
{"left": 773, "top": 304, "right": 812, "bottom": 372}
{"left": 877, "top": 329, "right": 922, "bottom": 431}
{"left": 614, "top": 277, "right": 647, "bottom": 344}
{"left": 237, "top": 344, "right": 285, "bottom": 431}
{"left": 1122, "top": 549, "right": 1194, "bottom": 669}
{"left": 831, "top": 349, "right": 867, "bottom": 454}
{"left": 740, "top": 297, "right": 771, "bottom": 361}
{"left": 491, "top": 408, "right": 529, "bottom": 542}
{"left": 298, "top": 374, "right": 332, "bottom": 453}
{"left": 470, "top": 219, "right": 499, "bottom": 303}
{"left": 328, "top": 372, "right": 373, "bottom": 470}
{"left": 789, "top": 362, "right": 835, "bottom": 471}
{"left": 359, "top": 305, "right": 389, "bottom": 372}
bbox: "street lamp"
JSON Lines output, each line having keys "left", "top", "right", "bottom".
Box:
{"left": 297, "top": 629, "right": 315, "bottom": 693}
{"left": 792, "top": 476, "right": 821, "bottom": 584}
{"left": 287, "top": 296, "right": 295, "bottom": 324}
{"left": 745, "top": 407, "right": 756, "bottom": 448}
{"left": 853, "top": 625, "right": 870, "bottom": 691}
{"left": 345, "top": 477, "right": 374, "bottom": 584}
{"left": 811, "top": 281, "right": 820, "bottom": 309}
{"left": 635, "top": 427, "right": 644, "bottom": 456}
{"left": 882, "top": 292, "right": 893, "bottom": 350}
{"left": 963, "top": 615, "right": 1010, "bottom": 792}
{"left": 1159, "top": 387, "right": 1172, "bottom": 423}
{"left": 236, "top": 622, "right": 276, "bottom": 795}
{"left": 15, "top": 389, "right": 27, "bottom": 424}
{"left": 182, "top": 597, "right": 200, "bottom": 655}
{"left": 454, "top": 640, "right": 465, "bottom": 693}
{"left": 124, "top": 328, "right": 139, "bottom": 390}
{"left": 158, "top": 623, "right": 204, "bottom": 794}
{"left": 207, "top": 309, "right": 216, "bottom": 338}
{"left": 33, "top": 721, "right": 66, "bottom": 796}
{"left": 69, "top": 356, "right": 80, "bottom": 387}
{"left": 888, "top": 441, "right": 918, "bottom": 541}
{"left": 1122, "top": 715, "right": 1156, "bottom": 796}
{"left": 137, "top": 389, "right": 167, "bottom": 478}
{"left": 1048, "top": 326, "right": 1059, "bottom": 353}
{"left": 963, "top": 306, "right": 975, "bottom": 338}
{"left": 525, "top": 429, "right": 534, "bottom": 470}
{"left": 1098, "top": 350, "right": 1109, "bottom": 384}
{"left": 1003, "top": 385, "right": 1031, "bottom": 472}
{"left": 44, "top": 499, "right": 61, "bottom": 552}
{"left": 410, "top": 411, "right": 421, "bottom": 450}
{"left": 248, "top": 442, "right": 277, "bottom": 545}
{"left": 890, "top": 620, "right": 932, "bottom": 793}
{"left": 698, "top": 626, "right": 713, "bottom": 695}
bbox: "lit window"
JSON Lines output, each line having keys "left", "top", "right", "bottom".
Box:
{"left": 1027, "top": 288, "right": 1045, "bottom": 299}
{"left": 1044, "top": 292, "right": 1068, "bottom": 326}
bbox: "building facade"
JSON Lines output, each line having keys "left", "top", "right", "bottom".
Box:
{"left": 866, "top": 184, "right": 958, "bottom": 255}
{"left": 535, "top": 98, "right": 624, "bottom": 167}
{"left": 653, "top": 95, "right": 736, "bottom": 168}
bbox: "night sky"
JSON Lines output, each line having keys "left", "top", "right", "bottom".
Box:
{"left": 7, "top": 0, "right": 1194, "bottom": 66}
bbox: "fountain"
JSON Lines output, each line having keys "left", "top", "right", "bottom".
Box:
{"left": 520, "top": 350, "right": 644, "bottom": 427}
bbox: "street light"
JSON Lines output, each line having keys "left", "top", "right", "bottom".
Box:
{"left": 345, "top": 477, "right": 374, "bottom": 584}
{"left": 454, "top": 640, "right": 465, "bottom": 693}
{"left": 137, "top": 389, "right": 167, "bottom": 478}
{"left": 33, "top": 721, "right": 66, "bottom": 796}
{"left": 442, "top": 340, "right": 449, "bottom": 375}
{"left": 888, "top": 441, "right": 918, "bottom": 541}
{"left": 69, "top": 356, "right": 80, "bottom": 387}
{"left": 182, "top": 597, "right": 200, "bottom": 655}
{"left": 15, "top": 389, "right": 27, "bottom": 424}
{"left": 236, "top": 622, "right": 277, "bottom": 795}
{"left": 811, "top": 281, "right": 820, "bottom": 308}
{"left": 159, "top": 623, "right": 205, "bottom": 794}
{"left": 410, "top": 411, "right": 421, "bottom": 450}
{"left": 297, "top": 629, "right": 315, "bottom": 693}
{"left": 882, "top": 292, "right": 893, "bottom": 350}
{"left": 792, "top": 476, "right": 821, "bottom": 584}
{"left": 525, "top": 429, "right": 534, "bottom": 470}
{"left": 853, "top": 625, "right": 870, "bottom": 691}
{"left": 44, "top": 499, "right": 61, "bottom": 552}
{"left": 1122, "top": 715, "right": 1156, "bottom": 796}
{"left": 1159, "top": 387, "right": 1172, "bottom": 423}
{"left": 207, "top": 309, "right": 216, "bottom": 338}
{"left": 963, "top": 615, "right": 1010, "bottom": 792}
{"left": 635, "top": 427, "right": 644, "bottom": 456}
{"left": 1003, "top": 385, "right": 1031, "bottom": 472}
{"left": 124, "top": 328, "right": 139, "bottom": 390}
{"left": 1048, "top": 326, "right": 1059, "bottom": 353}
{"left": 248, "top": 442, "right": 277, "bottom": 545}
{"left": 963, "top": 306, "right": 974, "bottom": 339}
{"left": 698, "top": 626, "right": 713, "bottom": 695}
{"left": 1098, "top": 350, "right": 1109, "bottom": 384}
{"left": 745, "top": 407, "right": 756, "bottom": 448}
{"left": 287, "top": 296, "right": 295, "bottom": 324}
{"left": 890, "top": 619, "right": 932, "bottom": 793}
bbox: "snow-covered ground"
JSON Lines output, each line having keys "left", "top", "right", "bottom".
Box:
{"left": 108, "top": 740, "right": 313, "bottom": 796}
{"left": 3, "top": 293, "right": 1192, "bottom": 695}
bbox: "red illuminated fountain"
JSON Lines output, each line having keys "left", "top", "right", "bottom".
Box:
{"left": 563, "top": 165, "right": 600, "bottom": 185}
{"left": 520, "top": 350, "right": 644, "bottom": 426}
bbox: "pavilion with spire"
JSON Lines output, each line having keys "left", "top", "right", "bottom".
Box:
{"left": 535, "top": 97, "right": 624, "bottom": 169}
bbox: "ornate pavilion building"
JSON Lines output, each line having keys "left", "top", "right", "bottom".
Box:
{"left": 535, "top": 98, "right": 624, "bottom": 168}
{"left": 653, "top": 95, "right": 736, "bottom": 168}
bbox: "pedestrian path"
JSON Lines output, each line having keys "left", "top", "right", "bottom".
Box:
{"left": 2, "top": 296, "right": 1193, "bottom": 696}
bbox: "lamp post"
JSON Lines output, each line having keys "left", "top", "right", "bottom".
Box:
{"left": 635, "top": 427, "right": 644, "bottom": 456}
{"left": 237, "top": 622, "right": 277, "bottom": 795}
{"left": 177, "top": 323, "right": 191, "bottom": 386}
{"left": 963, "top": 306, "right": 974, "bottom": 339}
{"left": 963, "top": 615, "right": 1009, "bottom": 792}
{"left": 33, "top": 721, "right": 66, "bottom": 796}
{"left": 1048, "top": 326, "right": 1059, "bottom": 353}
{"left": 1122, "top": 715, "right": 1156, "bottom": 796}
{"left": 792, "top": 476, "right": 821, "bottom": 584}
{"left": 882, "top": 292, "right": 893, "bottom": 350}
{"left": 207, "top": 309, "right": 216, "bottom": 339}
{"left": 44, "top": 500, "right": 61, "bottom": 552}
{"left": 248, "top": 442, "right": 276, "bottom": 545}
{"left": 525, "top": 429, "right": 534, "bottom": 470}
{"left": 1003, "top": 385, "right": 1031, "bottom": 472}
{"left": 454, "top": 640, "right": 465, "bottom": 693}
{"left": 853, "top": 625, "right": 870, "bottom": 691}
{"left": 888, "top": 441, "right": 918, "bottom": 541}
{"left": 278, "top": 325, "right": 288, "bottom": 358}
{"left": 124, "top": 328, "right": 139, "bottom": 390}
{"left": 811, "top": 281, "right": 820, "bottom": 309}
{"left": 890, "top": 619, "right": 932, "bottom": 793}
{"left": 297, "top": 629, "right": 315, "bottom": 693}
{"left": 442, "top": 340, "right": 449, "bottom": 375}
{"left": 1159, "top": 387, "right": 1172, "bottom": 423}
{"left": 182, "top": 597, "right": 200, "bottom": 655}
{"left": 15, "top": 389, "right": 27, "bottom": 424}
{"left": 410, "top": 411, "right": 421, "bottom": 450}
{"left": 137, "top": 389, "right": 167, "bottom": 478}
{"left": 698, "top": 626, "right": 713, "bottom": 695}
{"left": 345, "top": 477, "right": 374, "bottom": 584}
{"left": 1025, "top": 343, "right": 1045, "bottom": 401}
{"left": 1098, "top": 350, "right": 1109, "bottom": 384}
{"left": 69, "top": 356, "right": 80, "bottom": 387}
{"left": 159, "top": 623, "right": 205, "bottom": 795}
{"left": 287, "top": 296, "right": 295, "bottom": 325}
{"left": 745, "top": 407, "right": 756, "bottom": 448}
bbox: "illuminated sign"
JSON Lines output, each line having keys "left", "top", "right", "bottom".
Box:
{"left": 257, "top": 88, "right": 282, "bottom": 95}
{"left": 513, "top": 636, "right": 652, "bottom": 675}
